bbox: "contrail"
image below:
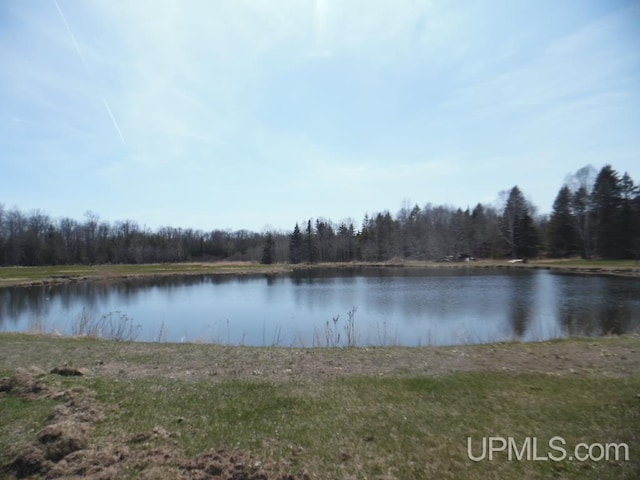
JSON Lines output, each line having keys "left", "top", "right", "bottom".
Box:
{"left": 53, "top": 0, "right": 91, "bottom": 76}
{"left": 53, "top": 0, "right": 126, "bottom": 144}
{"left": 102, "top": 99, "right": 126, "bottom": 145}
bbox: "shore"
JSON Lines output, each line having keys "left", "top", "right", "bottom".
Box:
{"left": 1, "top": 259, "right": 639, "bottom": 288}
{"left": 1, "top": 332, "right": 639, "bottom": 382}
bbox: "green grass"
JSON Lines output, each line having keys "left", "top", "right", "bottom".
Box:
{"left": 2, "top": 371, "right": 638, "bottom": 479}
{"left": 0, "top": 394, "right": 58, "bottom": 452}
{"left": 99, "top": 373, "right": 640, "bottom": 478}
{"left": 1, "top": 334, "right": 639, "bottom": 478}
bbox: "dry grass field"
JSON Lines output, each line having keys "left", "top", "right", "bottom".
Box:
{"left": 1, "top": 333, "right": 639, "bottom": 479}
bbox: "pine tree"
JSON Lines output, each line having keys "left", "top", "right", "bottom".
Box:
{"left": 633, "top": 185, "right": 640, "bottom": 263}
{"left": 288, "top": 223, "right": 302, "bottom": 264}
{"left": 548, "top": 185, "right": 576, "bottom": 257}
{"left": 619, "top": 172, "right": 639, "bottom": 259}
{"left": 501, "top": 186, "right": 537, "bottom": 258}
{"left": 519, "top": 213, "right": 538, "bottom": 258}
{"left": 303, "top": 219, "right": 318, "bottom": 264}
{"left": 358, "top": 214, "right": 375, "bottom": 261}
{"left": 261, "top": 233, "right": 275, "bottom": 264}
{"left": 374, "top": 211, "right": 396, "bottom": 261}
{"left": 591, "top": 165, "right": 622, "bottom": 257}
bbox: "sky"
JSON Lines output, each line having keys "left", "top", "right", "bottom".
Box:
{"left": 1, "top": 0, "right": 639, "bottom": 232}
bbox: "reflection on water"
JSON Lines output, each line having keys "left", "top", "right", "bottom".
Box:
{"left": 0, "top": 268, "right": 638, "bottom": 346}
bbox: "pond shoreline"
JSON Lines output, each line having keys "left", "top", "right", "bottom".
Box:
{"left": 1, "top": 331, "right": 639, "bottom": 380}
{"left": 1, "top": 260, "right": 639, "bottom": 288}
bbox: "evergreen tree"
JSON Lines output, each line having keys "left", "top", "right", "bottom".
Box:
{"left": 261, "top": 232, "right": 275, "bottom": 264}
{"left": 374, "top": 211, "right": 397, "bottom": 261}
{"left": 548, "top": 185, "right": 576, "bottom": 257}
{"left": 336, "top": 222, "right": 356, "bottom": 262}
{"left": 288, "top": 223, "right": 302, "bottom": 264}
{"left": 302, "top": 220, "right": 318, "bottom": 263}
{"left": 405, "top": 204, "right": 424, "bottom": 258}
{"left": 619, "top": 172, "right": 639, "bottom": 259}
{"left": 519, "top": 213, "right": 538, "bottom": 258}
{"left": 358, "top": 214, "right": 376, "bottom": 261}
{"left": 591, "top": 165, "right": 622, "bottom": 257}
{"left": 633, "top": 185, "right": 640, "bottom": 263}
{"left": 501, "top": 186, "right": 537, "bottom": 258}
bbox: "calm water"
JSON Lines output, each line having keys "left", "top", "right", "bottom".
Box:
{"left": 0, "top": 268, "right": 638, "bottom": 346}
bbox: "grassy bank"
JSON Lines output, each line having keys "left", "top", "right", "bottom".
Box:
{"left": 0, "top": 262, "right": 292, "bottom": 288}
{"left": 1, "top": 333, "right": 639, "bottom": 479}
{"left": 1, "top": 259, "right": 639, "bottom": 288}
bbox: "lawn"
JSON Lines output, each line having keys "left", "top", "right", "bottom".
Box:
{"left": 1, "top": 333, "right": 638, "bottom": 479}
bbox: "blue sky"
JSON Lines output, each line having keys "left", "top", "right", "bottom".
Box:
{"left": 2, "top": 0, "right": 639, "bottom": 232}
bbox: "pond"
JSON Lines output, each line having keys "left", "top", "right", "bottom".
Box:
{"left": 0, "top": 268, "right": 638, "bottom": 346}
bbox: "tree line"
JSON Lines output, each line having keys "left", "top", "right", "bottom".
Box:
{"left": 281, "top": 164, "right": 639, "bottom": 263}
{"left": 1, "top": 164, "right": 638, "bottom": 267}
{"left": 0, "top": 209, "right": 267, "bottom": 266}
{"left": 547, "top": 165, "right": 640, "bottom": 260}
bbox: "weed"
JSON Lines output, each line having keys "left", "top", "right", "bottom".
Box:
{"left": 271, "top": 325, "right": 283, "bottom": 347}
{"left": 344, "top": 306, "right": 358, "bottom": 347}
{"left": 313, "top": 307, "right": 359, "bottom": 347}
{"left": 376, "top": 320, "right": 388, "bottom": 347}
{"left": 156, "top": 320, "right": 168, "bottom": 343}
{"left": 70, "top": 308, "right": 140, "bottom": 341}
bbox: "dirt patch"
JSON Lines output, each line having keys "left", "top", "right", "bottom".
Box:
{"left": 5, "top": 429, "right": 310, "bottom": 480}
{"left": 37, "top": 422, "right": 90, "bottom": 462}
{"left": 0, "top": 371, "right": 310, "bottom": 479}
{"left": 177, "top": 449, "right": 307, "bottom": 480}
{"left": 0, "top": 369, "right": 48, "bottom": 399}
{"left": 44, "top": 443, "right": 310, "bottom": 480}
{"left": 50, "top": 366, "right": 85, "bottom": 377}
{"left": 1, "top": 373, "right": 103, "bottom": 479}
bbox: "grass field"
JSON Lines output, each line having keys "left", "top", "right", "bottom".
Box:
{"left": 1, "top": 333, "right": 639, "bottom": 479}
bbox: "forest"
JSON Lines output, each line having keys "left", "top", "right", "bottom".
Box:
{"left": 0, "top": 164, "right": 638, "bottom": 267}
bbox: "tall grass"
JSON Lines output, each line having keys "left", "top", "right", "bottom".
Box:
{"left": 70, "top": 308, "right": 140, "bottom": 341}
{"left": 313, "top": 306, "right": 359, "bottom": 347}
{"left": 344, "top": 306, "right": 358, "bottom": 347}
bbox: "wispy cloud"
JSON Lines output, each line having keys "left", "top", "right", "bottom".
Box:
{"left": 52, "top": 0, "right": 90, "bottom": 76}
{"left": 101, "top": 98, "right": 126, "bottom": 144}
{"left": 52, "top": 0, "right": 126, "bottom": 144}
{"left": 1, "top": 0, "right": 638, "bottom": 229}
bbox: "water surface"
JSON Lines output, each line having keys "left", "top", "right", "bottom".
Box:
{"left": 1, "top": 268, "right": 638, "bottom": 346}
